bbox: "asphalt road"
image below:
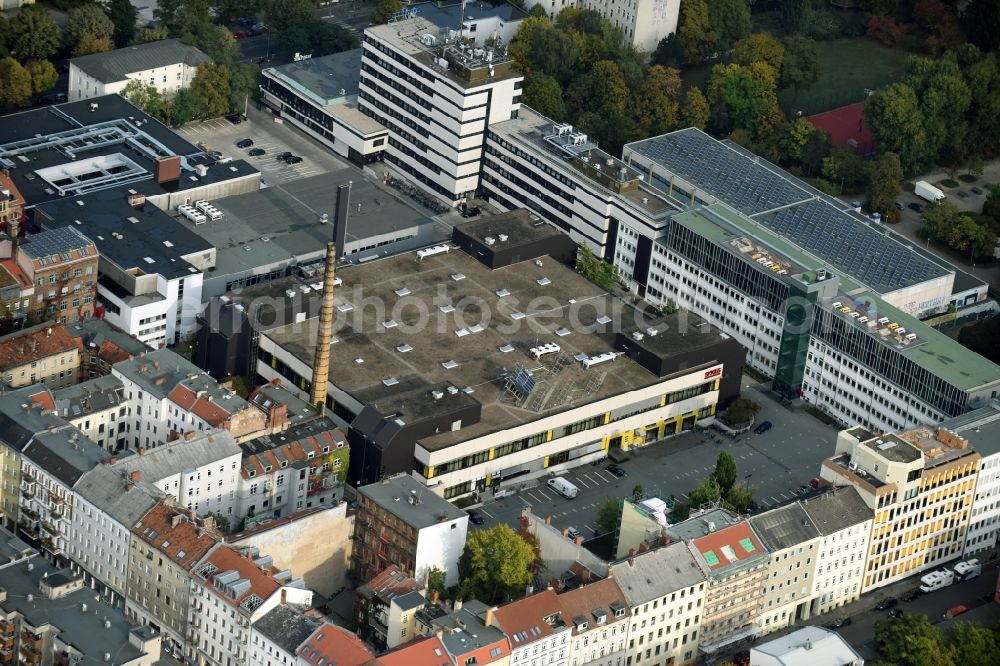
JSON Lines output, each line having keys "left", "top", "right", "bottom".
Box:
{"left": 473, "top": 378, "right": 842, "bottom": 537}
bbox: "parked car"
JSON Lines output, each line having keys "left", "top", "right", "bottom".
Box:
{"left": 566, "top": 526, "right": 582, "bottom": 540}
{"left": 276, "top": 151, "right": 292, "bottom": 161}
{"left": 875, "top": 597, "right": 898, "bottom": 611}
{"left": 606, "top": 464, "right": 626, "bottom": 478}
{"left": 901, "top": 589, "right": 923, "bottom": 602}
{"left": 825, "top": 617, "right": 852, "bottom": 629}
{"left": 226, "top": 113, "right": 244, "bottom": 124}
{"left": 971, "top": 186, "right": 984, "bottom": 195}
{"left": 895, "top": 200, "right": 906, "bottom": 210}
{"left": 461, "top": 205, "right": 481, "bottom": 218}
{"left": 236, "top": 138, "right": 253, "bottom": 148}
{"left": 466, "top": 510, "right": 485, "bottom": 525}
{"left": 909, "top": 202, "right": 924, "bottom": 213}
{"left": 754, "top": 421, "right": 773, "bottom": 435}
{"left": 888, "top": 608, "right": 903, "bottom": 618}
{"left": 234, "top": 31, "right": 247, "bottom": 39}
{"left": 248, "top": 148, "right": 266, "bottom": 156}
{"left": 284, "top": 155, "right": 303, "bottom": 164}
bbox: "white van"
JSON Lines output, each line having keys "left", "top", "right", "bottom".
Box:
{"left": 547, "top": 476, "right": 579, "bottom": 499}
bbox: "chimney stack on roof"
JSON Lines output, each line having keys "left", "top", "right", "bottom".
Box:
{"left": 310, "top": 242, "right": 338, "bottom": 413}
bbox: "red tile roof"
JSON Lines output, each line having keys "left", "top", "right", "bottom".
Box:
{"left": 361, "top": 565, "right": 423, "bottom": 601}
{"left": 691, "top": 521, "right": 765, "bottom": 572}
{"left": 298, "top": 622, "right": 375, "bottom": 666}
{"left": 240, "top": 428, "right": 345, "bottom": 480}
{"left": 494, "top": 589, "right": 566, "bottom": 646}
{"left": 557, "top": 578, "right": 630, "bottom": 635}
{"left": 168, "top": 383, "right": 237, "bottom": 426}
{"left": 0, "top": 323, "right": 82, "bottom": 371}
{"left": 0, "top": 259, "right": 31, "bottom": 291}
{"left": 27, "top": 388, "right": 56, "bottom": 412}
{"left": 194, "top": 544, "right": 285, "bottom": 610}
{"left": 375, "top": 636, "right": 452, "bottom": 666}
{"left": 132, "top": 501, "right": 222, "bottom": 571}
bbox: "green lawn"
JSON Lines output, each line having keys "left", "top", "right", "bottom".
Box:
{"left": 779, "top": 39, "right": 910, "bottom": 116}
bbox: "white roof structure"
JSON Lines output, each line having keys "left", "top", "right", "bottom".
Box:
{"left": 751, "top": 626, "right": 863, "bottom": 666}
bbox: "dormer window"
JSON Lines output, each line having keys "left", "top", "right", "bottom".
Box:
{"left": 265, "top": 466, "right": 272, "bottom": 473}
{"left": 280, "top": 461, "right": 287, "bottom": 468}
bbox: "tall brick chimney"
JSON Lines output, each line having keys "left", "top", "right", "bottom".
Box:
{"left": 310, "top": 242, "right": 337, "bottom": 413}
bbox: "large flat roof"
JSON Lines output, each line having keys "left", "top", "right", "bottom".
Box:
{"left": 264, "top": 246, "right": 730, "bottom": 450}
{"left": 938, "top": 400, "right": 1000, "bottom": 457}
{"left": 0, "top": 95, "right": 257, "bottom": 208}
{"left": 263, "top": 49, "right": 363, "bottom": 108}
{"left": 625, "top": 128, "right": 952, "bottom": 294}
{"left": 359, "top": 473, "right": 467, "bottom": 529}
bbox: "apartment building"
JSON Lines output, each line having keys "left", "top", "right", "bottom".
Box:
{"left": 126, "top": 502, "right": 222, "bottom": 659}
{"left": 352, "top": 474, "right": 469, "bottom": 587}
{"left": 492, "top": 589, "right": 570, "bottom": 666}
{"left": 189, "top": 544, "right": 312, "bottom": 666}
{"left": 355, "top": 565, "right": 426, "bottom": 651}
{"left": 69, "top": 464, "right": 164, "bottom": 607}
{"left": 18, "top": 427, "right": 108, "bottom": 565}
{"left": 414, "top": 599, "right": 511, "bottom": 666}
{"left": 114, "top": 349, "right": 264, "bottom": 449}
{"left": 749, "top": 504, "right": 821, "bottom": 634}
{"left": 667, "top": 511, "right": 769, "bottom": 656}
{"left": 0, "top": 171, "right": 26, "bottom": 238}
{"left": 0, "top": 323, "right": 82, "bottom": 389}
{"left": 110, "top": 429, "right": 242, "bottom": 518}
{"left": 53, "top": 374, "right": 129, "bottom": 452}
{"left": 68, "top": 317, "right": 150, "bottom": 379}
{"left": 801, "top": 488, "right": 874, "bottom": 614}
{"left": 0, "top": 385, "right": 62, "bottom": 529}
{"left": 935, "top": 402, "right": 1000, "bottom": 555}
{"left": 485, "top": 106, "right": 1000, "bottom": 434}
{"left": 15, "top": 227, "right": 99, "bottom": 325}
{"left": 557, "top": 577, "right": 630, "bottom": 666}
{"left": 359, "top": 13, "right": 523, "bottom": 202}
{"left": 0, "top": 536, "right": 163, "bottom": 666}
{"left": 820, "top": 425, "right": 980, "bottom": 593}
{"left": 610, "top": 542, "right": 706, "bottom": 666}
{"left": 0, "top": 249, "right": 32, "bottom": 332}
{"left": 68, "top": 39, "right": 209, "bottom": 102}
{"left": 373, "top": 634, "right": 452, "bottom": 666}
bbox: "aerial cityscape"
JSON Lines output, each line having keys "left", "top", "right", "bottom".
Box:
{"left": 0, "top": 0, "right": 999, "bottom": 664}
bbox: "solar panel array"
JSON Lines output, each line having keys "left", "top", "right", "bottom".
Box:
{"left": 761, "top": 201, "right": 947, "bottom": 291}
{"left": 631, "top": 130, "right": 808, "bottom": 214}
{"left": 23, "top": 226, "right": 93, "bottom": 261}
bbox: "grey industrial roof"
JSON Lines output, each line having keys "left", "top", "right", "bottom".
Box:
{"left": 23, "top": 427, "right": 109, "bottom": 487}
{"left": 800, "top": 487, "right": 873, "bottom": 536}
{"left": 249, "top": 383, "right": 322, "bottom": 427}
{"left": 71, "top": 39, "right": 210, "bottom": 84}
{"left": 111, "top": 429, "right": 241, "bottom": 482}
{"left": 18, "top": 226, "right": 95, "bottom": 261}
{"left": 0, "top": 546, "right": 150, "bottom": 661}
{"left": 625, "top": 128, "right": 951, "bottom": 294}
{"left": 252, "top": 604, "right": 319, "bottom": 654}
{"left": 0, "top": 386, "right": 64, "bottom": 452}
{"left": 264, "top": 49, "right": 362, "bottom": 106}
{"left": 937, "top": 400, "right": 1000, "bottom": 458}
{"left": 359, "top": 474, "right": 467, "bottom": 530}
{"left": 74, "top": 464, "right": 165, "bottom": 527}
{"left": 67, "top": 317, "right": 151, "bottom": 358}
{"left": 748, "top": 503, "right": 820, "bottom": 552}
{"left": 0, "top": 532, "right": 34, "bottom": 568}
{"left": 665, "top": 508, "right": 743, "bottom": 542}
{"left": 609, "top": 542, "right": 706, "bottom": 606}
{"left": 36, "top": 188, "right": 214, "bottom": 280}
{"left": 417, "top": 0, "right": 528, "bottom": 27}
{"left": 54, "top": 374, "right": 125, "bottom": 421}
{"left": 429, "top": 600, "right": 508, "bottom": 656}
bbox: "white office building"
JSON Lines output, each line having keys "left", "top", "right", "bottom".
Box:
{"left": 524, "top": 0, "right": 680, "bottom": 52}
{"left": 68, "top": 39, "right": 209, "bottom": 102}
{"left": 359, "top": 15, "right": 523, "bottom": 201}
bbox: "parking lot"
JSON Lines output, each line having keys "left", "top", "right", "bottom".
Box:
{"left": 176, "top": 104, "right": 349, "bottom": 185}
{"left": 473, "top": 378, "right": 841, "bottom": 537}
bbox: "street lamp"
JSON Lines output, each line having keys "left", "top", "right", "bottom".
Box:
{"left": 744, "top": 473, "right": 753, "bottom": 494}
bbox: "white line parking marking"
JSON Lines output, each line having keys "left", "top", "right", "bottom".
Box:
{"left": 479, "top": 508, "right": 494, "bottom": 519}
{"left": 537, "top": 489, "right": 554, "bottom": 501}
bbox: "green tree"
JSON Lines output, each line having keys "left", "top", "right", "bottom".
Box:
{"left": 228, "top": 63, "right": 261, "bottom": 115}
{"left": 651, "top": 34, "right": 684, "bottom": 68}
{"left": 874, "top": 613, "right": 952, "bottom": 666}
{"left": 921, "top": 200, "right": 963, "bottom": 243}
{"left": 780, "top": 36, "right": 818, "bottom": 90}
{"left": 222, "top": 375, "right": 251, "bottom": 398}
{"left": 706, "top": 0, "right": 750, "bottom": 53}
{"left": 865, "top": 83, "right": 930, "bottom": 175}
{"left": 866, "top": 152, "right": 903, "bottom": 216}
{"left": 9, "top": 6, "right": 61, "bottom": 62}
{"left": 186, "top": 24, "right": 240, "bottom": 66}
{"left": 458, "top": 524, "right": 537, "bottom": 604}
{"left": 779, "top": 0, "right": 812, "bottom": 34}
{"left": 712, "top": 452, "right": 737, "bottom": 497}
{"left": 106, "top": 0, "right": 139, "bottom": 47}
{"left": 138, "top": 25, "right": 170, "bottom": 43}
{"left": 597, "top": 497, "right": 622, "bottom": 533}
{"left": 689, "top": 476, "right": 721, "bottom": 508}
{"left": 576, "top": 245, "right": 619, "bottom": 290}
{"left": 207, "top": 512, "right": 230, "bottom": 533}
{"left": 947, "top": 623, "right": 1000, "bottom": 666}
{"left": 426, "top": 566, "right": 447, "bottom": 599}
{"left": 121, "top": 79, "right": 166, "bottom": 118}
{"left": 370, "top": 0, "right": 402, "bottom": 25}
{"left": 669, "top": 500, "right": 691, "bottom": 522}
{"left": 724, "top": 485, "right": 755, "bottom": 514}
{"left": 965, "top": 0, "right": 1000, "bottom": 52}
{"left": 25, "top": 60, "right": 58, "bottom": 95}
{"left": 190, "top": 63, "right": 231, "bottom": 119}
{"left": 307, "top": 23, "right": 360, "bottom": 57}
{"left": 681, "top": 87, "right": 710, "bottom": 130}
{"left": 707, "top": 62, "right": 779, "bottom": 134}
{"left": 734, "top": 33, "right": 784, "bottom": 72}
{"left": 526, "top": 25, "right": 581, "bottom": 86}
{"left": 528, "top": 4, "right": 547, "bottom": 18}
{"left": 169, "top": 88, "right": 196, "bottom": 126}
{"left": 631, "top": 484, "right": 644, "bottom": 501}
{"left": 0, "top": 16, "right": 11, "bottom": 58}
{"left": 721, "top": 397, "right": 759, "bottom": 425}
{"left": 73, "top": 33, "right": 115, "bottom": 57}
{"left": 633, "top": 65, "right": 681, "bottom": 136}
{"left": 523, "top": 72, "right": 566, "bottom": 120}
{"left": 0, "top": 57, "right": 32, "bottom": 106}
{"left": 65, "top": 4, "right": 115, "bottom": 49}
{"left": 678, "top": 0, "right": 716, "bottom": 63}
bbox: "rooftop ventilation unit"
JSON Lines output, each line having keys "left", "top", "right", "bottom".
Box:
{"left": 581, "top": 352, "right": 622, "bottom": 369}
{"left": 529, "top": 343, "right": 560, "bottom": 360}
{"left": 484, "top": 236, "right": 496, "bottom": 246}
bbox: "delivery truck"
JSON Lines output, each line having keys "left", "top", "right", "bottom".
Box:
{"left": 547, "top": 476, "right": 579, "bottom": 498}
{"left": 914, "top": 180, "right": 946, "bottom": 203}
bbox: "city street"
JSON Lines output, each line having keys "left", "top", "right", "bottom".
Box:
{"left": 473, "top": 379, "right": 842, "bottom": 537}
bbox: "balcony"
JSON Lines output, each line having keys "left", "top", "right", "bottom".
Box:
{"left": 40, "top": 537, "right": 63, "bottom": 555}
{"left": 41, "top": 521, "right": 60, "bottom": 537}
{"left": 20, "top": 506, "right": 39, "bottom": 521}
{"left": 17, "top": 520, "right": 38, "bottom": 538}
{"left": 20, "top": 486, "right": 34, "bottom": 500}
{"left": 49, "top": 493, "right": 63, "bottom": 506}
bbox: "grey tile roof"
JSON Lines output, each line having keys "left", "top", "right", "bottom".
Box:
{"left": 748, "top": 503, "right": 821, "bottom": 552}
{"left": 0, "top": 386, "right": 64, "bottom": 452}
{"left": 800, "top": 487, "right": 874, "bottom": 536}
{"left": 359, "top": 474, "right": 468, "bottom": 530}
{"left": 0, "top": 541, "right": 149, "bottom": 661}
{"left": 609, "top": 542, "right": 706, "bottom": 607}
{"left": 67, "top": 318, "right": 151, "bottom": 359}
{"left": 394, "top": 590, "right": 426, "bottom": 612}
{"left": 74, "top": 464, "right": 165, "bottom": 527}
{"left": 54, "top": 374, "right": 125, "bottom": 421}
{"left": 71, "top": 39, "right": 210, "bottom": 84}
{"left": 252, "top": 604, "right": 318, "bottom": 653}
{"left": 23, "top": 428, "right": 109, "bottom": 487}
{"left": 111, "top": 429, "right": 241, "bottom": 483}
